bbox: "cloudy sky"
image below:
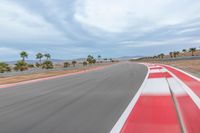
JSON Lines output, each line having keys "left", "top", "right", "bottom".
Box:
{"left": 0, "top": 0, "right": 200, "bottom": 61}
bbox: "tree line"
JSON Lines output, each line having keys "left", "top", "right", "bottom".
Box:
{"left": 0, "top": 52, "right": 114, "bottom": 73}
{"left": 144, "top": 47, "right": 198, "bottom": 60}
{"left": 63, "top": 55, "right": 115, "bottom": 68}
{"left": 0, "top": 51, "right": 54, "bottom": 72}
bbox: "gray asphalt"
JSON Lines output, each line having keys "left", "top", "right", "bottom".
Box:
{"left": 0, "top": 62, "right": 147, "bottom": 133}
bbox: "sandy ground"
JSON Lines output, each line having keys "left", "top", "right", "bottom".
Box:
{"left": 0, "top": 63, "right": 113, "bottom": 85}
{"left": 164, "top": 50, "right": 200, "bottom": 58}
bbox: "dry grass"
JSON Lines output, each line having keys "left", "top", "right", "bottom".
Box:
{"left": 162, "top": 60, "right": 200, "bottom": 71}
{"left": 163, "top": 50, "right": 200, "bottom": 58}
{"left": 0, "top": 64, "right": 112, "bottom": 85}
{"left": 138, "top": 50, "right": 200, "bottom": 61}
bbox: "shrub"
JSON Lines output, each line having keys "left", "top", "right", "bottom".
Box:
{"left": 14, "top": 61, "right": 28, "bottom": 71}
{"left": 92, "top": 59, "right": 96, "bottom": 64}
{"left": 83, "top": 61, "right": 87, "bottom": 66}
{"left": 72, "top": 60, "right": 77, "bottom": 67}
{"left": 42, "top": 60, "right": 54, "bottom": 69}
{"left": 87, "top": 55, "right": 96, "bottom": 64}
{"left": 0, "top": 62, "right": 11, "bottom": 73}
{"left": 64, "top": 62, "right": 70, "bottom": 68}
{"left": 28, "top": 64, "right": 34, "bottom": 68}
{"left": 35, "top": 62, "right": 41, "bottom": 68}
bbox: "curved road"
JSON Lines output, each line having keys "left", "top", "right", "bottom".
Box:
{"left": 0, "top": 62, "right": 147, "bottom": 133}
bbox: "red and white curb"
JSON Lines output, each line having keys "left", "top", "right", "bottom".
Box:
{"left": 111, "top": 63, "right": 200, "bottom": 133}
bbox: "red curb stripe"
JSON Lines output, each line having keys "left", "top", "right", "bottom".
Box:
{"left": 150, "top": 67, "right": 163, "bottom": 70}
{"left": 176, "top": 95, "right": 200, "bottom": 133}
{"left": 121, "top": 95, "right": 181, "bottom": 133}
{"left": 148, "top": 72, "right": 172, "bottom": 79}
{"left": 164, "top": 66, "right": 200, "bottom": 98}
{"left": 167, "top": 78, "right": 200, "bottom": 133}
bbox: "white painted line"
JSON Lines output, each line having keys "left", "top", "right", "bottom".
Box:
{"left": 160, "top": 68, "right": 167, "bottom": 73}
{"left": 142, "top": 78, "right": 171, "bottom": 95}
{"left": 167, "top": 78, "right": 186, "bottom": 96}
{"left": 149, "top": 68, "right": 167, "bottom": 74}
{"left": 149, "top": 69, "right": 161, "bottom": 73}
{"left": 110, "top": 64, "right": 149, "bottom": 133}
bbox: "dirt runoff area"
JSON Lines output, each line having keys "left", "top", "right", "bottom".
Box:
{"left": 151, "top": 60, "right": 200, "bottom": 78}
{"left": 0, "top": 63, "right": 113, "bottom": 85}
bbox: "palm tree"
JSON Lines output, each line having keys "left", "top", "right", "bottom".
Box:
{"left": 87, "top": 55, "right": 94, "bottom": 64}
{"left": 92, "top": 59, "right": 96, "bottom": 64}
{"left": 169, "top": 52, "right": 173, "bottom": 58}
{"left": 189, "top": 48, "right": 196, "bottom": 56}
{"left": 64, "top": 62, "right": 70, "bottom": 68}
{"left": 83, "top": 61, "right": 87, "bottom": 66}
{"left": 44, "top": 53, "right": 51, "bottom": 60}
{"left": 72, "top": 61, "right": 77, "bottom": 67}
{"left": 160, "top": 53, "right": 165, "bottom": 59}
{"left": 153, "top": 56, "right": 157, "bottom": 59}
{"left": 182, "top": 49, "right": 187, "bottom": 56}
{"left": 98, "top": 55, "right": 101, "bottom": 62}
{"left": 173, "top": 51, "right": 179, "bottom": 58}
{"left": 36, "top": 53, "right": 43, "bottom": 64}
{"left": 20, "top": 51, "right": 28, "bottom": 62}
{"left": 182, "top": 49, "right": 187, "bottom": 52}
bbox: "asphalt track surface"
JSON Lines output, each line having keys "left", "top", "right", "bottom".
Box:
{"left": 0, "top": 62, "right": 147, "bottom": 133}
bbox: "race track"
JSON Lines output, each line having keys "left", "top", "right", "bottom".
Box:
{"left": 0, "top": 62, "right": 147, "bottom": 133}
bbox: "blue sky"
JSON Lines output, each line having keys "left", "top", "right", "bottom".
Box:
{"left": 0, "top": 0, "right": 200, "bottom": 61}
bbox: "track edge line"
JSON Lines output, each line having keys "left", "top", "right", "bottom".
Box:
{"left": 110, "top": 63, "right": 149, "bottom": 133}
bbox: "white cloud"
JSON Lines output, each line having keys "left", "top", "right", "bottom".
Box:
{"left": 1, "top": 0, "right": 200, "bottom": 60}
{"left": 0, "top": 1, "right": 65, "bottom": 42}
{"left": 0, "top": 47, "right": 21, "bottom": 56}
{"left": 176, "top": 27, "right": 200, "bottom": 35}
{"left": 0, "top": 47, "right": 37, "bottom": 61}
{"left": 74, "top": 0, "right": 200, "bottom": 33}
{"left": 121, "top": 37, "right": 198, "bottom": 48}
{"left": 0, "top": 47, "right": 35, "bottom": 56}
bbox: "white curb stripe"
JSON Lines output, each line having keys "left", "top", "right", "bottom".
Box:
{"left": 142, "top": 78, "right": 171, "bottom": 95}
{"left": 149, "top": 69, "right": 161, "bottom": 73}
{"left": 167, "top": 78, "right": 186, "bottom": 96}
